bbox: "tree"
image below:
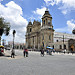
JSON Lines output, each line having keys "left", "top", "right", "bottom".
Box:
{"left": 0, "top": 17, "right": 10, "bottom": 45}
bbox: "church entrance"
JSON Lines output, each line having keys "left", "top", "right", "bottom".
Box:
{"left": 68, "top": 39, "right": 75, "bottom": 52}
{"left": 70, "top": 45, "right": 74, "bottom": 51}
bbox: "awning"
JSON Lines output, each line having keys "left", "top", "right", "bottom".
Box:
{"left": 0, "top": 45, "right": 4, "bottom": 48}
{"left": 47, "top": 46, "right": 53, "bottom": 49}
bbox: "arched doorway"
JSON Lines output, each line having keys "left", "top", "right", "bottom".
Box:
{"left": 70, "top": 45, "right": 74, "bottom": 51}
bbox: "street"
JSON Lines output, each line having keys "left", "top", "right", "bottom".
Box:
{"left": 0, "top": 50, "right": 75, "bottom": 75}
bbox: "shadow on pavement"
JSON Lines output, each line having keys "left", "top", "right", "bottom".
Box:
{"left": 4, "top": 55, "right": 11, "bottom": 57}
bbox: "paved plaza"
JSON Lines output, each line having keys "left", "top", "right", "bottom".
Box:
{"left": 0, "top": 50, "right": 75, "bottom": 75}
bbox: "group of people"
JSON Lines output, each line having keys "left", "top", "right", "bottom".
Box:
{"left": 11, "top": 48, "right": 52, "bottom": 58}
{"left": 11, "top": 48, "right": 28, "bottom": 58}
{"left": 40, "top": 49, "right": 52, "bottom": 56}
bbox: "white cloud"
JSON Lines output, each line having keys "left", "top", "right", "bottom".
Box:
{"left": 0, "top": 1, "right": 28, "bottom": 43}
{"left": 44, "top": 0, "right": 75, "bottom": 14}
{"left": 44, "top": 0, "right": 61, "bottom": 6}
{"left": 55, "top": 19, "right": 75, "bottom": 33}
{"left": 33, "top": 7, "right": 46, "bottom": 17}
{"left": 67, "top": 19, "right": 75, "bottom": 33}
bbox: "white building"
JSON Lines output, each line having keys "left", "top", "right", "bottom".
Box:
{"left": 49, "top": 32, "right": 75, "bottom": 51}
{"left": 54, "top": 32, "right": 75, "bottom": 42}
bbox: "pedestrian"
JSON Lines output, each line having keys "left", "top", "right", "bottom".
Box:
{"left": 11, "top": 49, "right": 15, "bottom": 58}
{"left": 23, "top": 49, "right": 26, "bottom": 57}
{"left": 40, "top": 49, "right": 44, "bottom": 56}
{"left": 49, "top": 50, "right": 52, "bottom": 55}
{"left": 23, "top": 48, "right": 28, "bottom": 57}
{"left": 46, "top": 49, "right": 49, "bottom": 55}
{"left": 63, "top": 49, "right": 66, "bottom": 54}
{"left": 25, "top": 48, "right": 28, "bottom": 57}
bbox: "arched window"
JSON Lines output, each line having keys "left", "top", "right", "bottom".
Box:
{"left": 30, "top": 28, "right": 32, "bottom": 32}
{"left": 48, "top": 20, "right": 50, "bottom": 25}
{"left": 56, "top": 40, "right": 58, "bottom": 42}
{"left": 44, "top": 20, "right": 45, "bottom": 24}
{"left": 64, "top": 44, "right": 66, "bottom": 49}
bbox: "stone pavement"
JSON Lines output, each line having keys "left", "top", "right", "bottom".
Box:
{"left": 0, "top": 50, "right": 75, "bottom": 75}
{"left": 3, "top": 50, "right": 75, "bottom": 59}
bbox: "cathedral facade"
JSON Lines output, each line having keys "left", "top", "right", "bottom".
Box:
{"left": 25, "top": 9, "right": 54, "bottom": 49}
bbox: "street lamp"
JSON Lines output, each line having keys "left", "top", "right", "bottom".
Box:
{"left": 13, "top": 30, "right": 16, "bottom": 49}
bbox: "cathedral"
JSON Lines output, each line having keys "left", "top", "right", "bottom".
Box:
{"left": 26, "top": 9, "right": 54, "bottom": 49}
{"left": 26, "top": 8, "right": 75, "bottom": 52}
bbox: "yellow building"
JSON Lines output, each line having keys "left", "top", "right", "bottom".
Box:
{"left": 25, "top": 9, "right": 54, "bottom": 49}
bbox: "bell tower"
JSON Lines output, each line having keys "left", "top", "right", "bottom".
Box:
{"left": 40, "top": 8, "right": 54, "bottom": 49}
{"left": 42, "top": 8, "right": 53, "bottom": 29}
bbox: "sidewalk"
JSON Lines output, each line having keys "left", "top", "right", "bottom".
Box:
{"left": 52, "top": 52, "right": 75, "bottom": 56}
{"left": 4, "top": 50, "right": 23, "bottom": 59}
{"left": 4, "top": 50, "right": 75, "bottom": 59}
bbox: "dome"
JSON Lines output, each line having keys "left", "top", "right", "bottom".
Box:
{"left": 28, "top": 21, "right": 32, "bottom": 25}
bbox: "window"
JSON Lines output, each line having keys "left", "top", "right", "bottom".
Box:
{"left": 30, "top": 28, "right": 32, "bottom": 32}
{"left": 56, "top": 40, "right": 58, "bottom": 42}
{"left": 44, "top": 20, "right": 45, "bottom": 24}
{"left": 33, "top": 37, "right": 34, "bottom": 44}
{"left": 48, "top": 20, "right": 50, "bottom": 25}
{"left": 64, "top": 44, "right": 66, "bottom": 49}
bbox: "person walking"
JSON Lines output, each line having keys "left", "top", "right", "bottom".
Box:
{"left": 11, "top": 49, "right": 15, "bottom": 58}
{"left": 40, "top": 49, "right": 44, "bottom": 57}
{"left": 23, "top": 49, "right": 26, "bottom": 57}
{"left": 23, "top": 48, "right": 28, "bottom": 57}
{"left": 25, "top": 48, "right": 28, "bottom": 57}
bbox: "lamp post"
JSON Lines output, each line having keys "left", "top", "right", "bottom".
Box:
{"left": 13, "top": 30, "right": 16, "bottom": 49}
{"left": 11, "top": 30, "right": 16, "bottom": 58}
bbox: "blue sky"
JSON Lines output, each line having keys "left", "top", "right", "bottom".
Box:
{"left": 0, "top": 0, "right": 75, "bottom": 43}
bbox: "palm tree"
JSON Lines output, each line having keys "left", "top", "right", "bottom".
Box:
{"left": 0, "top": 17, "right": 10, "bottom": 45}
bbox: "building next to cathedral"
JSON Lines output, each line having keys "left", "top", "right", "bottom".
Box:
{"left": 26, "top": 8, "right": 75, "bottom": 52}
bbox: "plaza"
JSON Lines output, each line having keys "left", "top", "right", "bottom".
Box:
{"left": 0, "top": 50, "right": 75, "bottom": 75}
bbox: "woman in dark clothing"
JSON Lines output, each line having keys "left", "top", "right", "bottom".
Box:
{"left": 40, "top": 49, "right": 44, "bottom": 56}
{"left": 23, "top": 48, "right": 28, "bottom": 57}
{"left": 23, "top": 49, "right": 26, "bottom": 57}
